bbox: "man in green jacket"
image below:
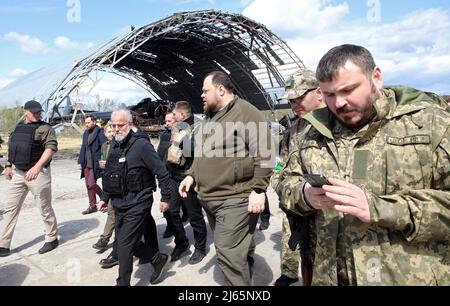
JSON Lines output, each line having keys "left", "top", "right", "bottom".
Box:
{"left": 272, "top": 69, "right": 326, "bottom": 286}
{"left": 277, "top": 44, "right": 450, "bottom": 285}
{"left": 179, "top": 71, "right": 272, "bottom": 286}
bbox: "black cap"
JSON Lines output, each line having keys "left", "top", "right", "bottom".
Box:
{"left": 23, "top": 100, "right": 43, "bottom": 113}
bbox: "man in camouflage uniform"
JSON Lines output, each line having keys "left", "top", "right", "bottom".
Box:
{"left": 277, "top": 44, "right": 450, "bottom": 285}
{"left": 272, "top": 69, "right": 326, "bottom": 286}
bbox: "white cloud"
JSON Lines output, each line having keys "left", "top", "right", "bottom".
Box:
{"left": 8, "top": 68, "right": 27, "bottom": 78}
{"left": 4, "top": 32, "right": 50, "bottom": 54}
{"left": 3, "top": 32, "right": 95, "bottom": 54}
{"left": 243, "top": 0, "right": 350, "bottom": 37}
{"left": 0, "top": 68, "right": 28, "bottom": 90}
{"left": 0, "top": 78, "right": 14, "bottom": 90}
{"left": 240, "top": 0, "right": 253, "bottom": 6}
{"left": 243, "top": 1, "right": 450, "bottom": 93}
{"left": 54, "top": 36, "right": 95, "bottom": 51}
{"left": 86, "top": 74, "right": 150, "bottom": 105}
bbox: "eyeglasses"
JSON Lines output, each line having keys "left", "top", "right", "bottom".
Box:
{"left": 110, "top": 123, "right": 128, "bottom": 129}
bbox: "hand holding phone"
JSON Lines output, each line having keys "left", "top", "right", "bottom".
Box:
{"left": 303, "top": 174, "right": 330, "bottom": 187}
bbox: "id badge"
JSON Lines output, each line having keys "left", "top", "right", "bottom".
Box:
{"left": 119, "top": 157, "right": 126, "bottom": 163}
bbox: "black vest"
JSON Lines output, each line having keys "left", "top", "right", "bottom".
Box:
{"left": 8, "top": 121, "right": 48, "bottom": 171}
{"left": 102, "top": 136, "right": 156, "bottom": 197}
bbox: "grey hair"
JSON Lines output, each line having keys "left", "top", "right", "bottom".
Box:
{"left": 316, "top": 44, "right": 376, "bottom": 82}
{"left": 111, "top": 109, "right": 133, "bottom": 123}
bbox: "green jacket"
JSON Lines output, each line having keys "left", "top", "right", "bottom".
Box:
{"left": 189, "top": 96, "right": 272, "bottom": 201}
{"left": 277, "top": 86, "right": 450, "bottom": 285}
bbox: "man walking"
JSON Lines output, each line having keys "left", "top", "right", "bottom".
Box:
{"left": 100, "top": 109, "right": 172, "bottom": 286}
{"left": 78, "top": 115, "right": 106, "bottom": 215}
{"left": 166, "top": 101, "right": 208, "bottom": 264}
{"left": 179, "top": 71, "right": 272, "bottom": 285}
{"left": 0, "top": 100, "right": 59, "bottom": 257}
{"left": 272, "top": 69, "right": 326, "bottom": 286}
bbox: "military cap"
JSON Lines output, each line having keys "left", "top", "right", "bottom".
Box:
{"left": 278, "top": 69, "right": 319, "bottom": 101}
{"left": 23, "top": 100, "right": 43, "bottom": 113}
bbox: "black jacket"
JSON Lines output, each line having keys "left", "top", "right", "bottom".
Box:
{"left": 103, "top": 130, "right": 171, "bottom": 212}
{"left": 157, "top": 128, "right": 171, "bottom": 162}
{"left": 167, "top": 115, "right": 195, "bottom": 181}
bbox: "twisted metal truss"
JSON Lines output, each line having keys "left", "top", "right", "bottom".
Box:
{"left": 7, "top": 10, "right": 307, "bottom": 121}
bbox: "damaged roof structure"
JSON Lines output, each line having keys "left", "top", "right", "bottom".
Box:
{"left": 0, "top": 10, "right": 306, "bottom": 122}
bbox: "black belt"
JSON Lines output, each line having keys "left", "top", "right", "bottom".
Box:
{"left": 16, "top": 164, "right": 50, "bottom": 172}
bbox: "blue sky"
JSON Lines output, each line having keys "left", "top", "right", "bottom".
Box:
{"left": 1, "top": 0, "right": 449, "bottom": 106}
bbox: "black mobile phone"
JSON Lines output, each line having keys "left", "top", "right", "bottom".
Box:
{"left": 303, "top": 174, "right": 330, "bottom": 187}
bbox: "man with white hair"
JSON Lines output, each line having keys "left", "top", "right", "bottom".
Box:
{"left": 99, "top": 109, "right": 172, "bottom": 286}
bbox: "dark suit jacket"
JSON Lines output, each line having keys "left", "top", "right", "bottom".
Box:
{"left": 78, "top": 126, "right": 107, "bottom": 180}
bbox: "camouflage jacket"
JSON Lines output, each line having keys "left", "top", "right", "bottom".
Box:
{"left": 271, "top": 117, "right": 307, "bottom": 190}
{"left": 276, "top": 86, "right": 450, "bottom": 285}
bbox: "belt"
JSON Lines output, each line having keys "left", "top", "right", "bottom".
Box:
{"left": 16, "top": 164, "right": 50, "bottom": 172}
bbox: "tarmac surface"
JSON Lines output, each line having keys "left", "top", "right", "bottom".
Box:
{"left": 0, "top": 159, "right": 299, "bottom": 286}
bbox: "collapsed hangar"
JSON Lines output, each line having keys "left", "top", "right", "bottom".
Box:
{"left": 0, "top": 9, "right": 306, "bottom": 122}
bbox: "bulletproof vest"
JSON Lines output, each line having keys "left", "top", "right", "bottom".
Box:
{"left": 102, "top": 136, "right": 156, "bottom": 196}
{"left": 8, "top": 121, "right": 48, "bottom": 171}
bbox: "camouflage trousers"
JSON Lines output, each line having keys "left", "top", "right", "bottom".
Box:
{"left": 281, "top": 214, "right": 300, "bottom": 279}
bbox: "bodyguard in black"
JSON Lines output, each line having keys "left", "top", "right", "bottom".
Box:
{"left": 100, "top": 109, "right": 172, "bottom": 286}
{"left": 167, "top": 101, "right": 208, "bottom": 264}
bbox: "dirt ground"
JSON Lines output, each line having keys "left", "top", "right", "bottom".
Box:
{"left": 0, "top": 158, "right": 288, "bottom": 286}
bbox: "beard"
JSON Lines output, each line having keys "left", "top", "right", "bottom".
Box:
{"left": 203, "top": 100, "right": 215, "bottom": 114}
{"left": 115, "top": 129, "right": 130, "bottom": 142}
{"left": 335, "top": 83, "right": 379, "bottom": 129}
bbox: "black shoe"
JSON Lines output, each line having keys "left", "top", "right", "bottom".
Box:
{"left": 259, "top": 219, "right": 270, "bottom": 230}
{"left": 150, "top": 253, "right": 171, "bottom": 284}
{"left": 274, "top": 275, "right": 299, "bottom": 286}
{"left": 138, "top": 257, "right": 151, "bottom": 265}
{"left": 188, "top": 249, "right": 206, "bottom": 265}
{"left": 92, "top": 239, "right": 109, "bottom": 251}
{"left": 82, "top": 206, "right": 97, "bottom": 215}
{"left": 181, "top": 214, "right": 189, "bottom": 223}
{"left": 162, "top": 227, "right": 173, "bottom": 239}
{"left": 170, "top": 242, "right": 190, "bottom": 262}
{"left": 38, "top": 239, "right": 58, "bottom": 254}
{"left": 99, "top": 254, "right": 119, "bottom": 269}
{"left": 0, "top": 247, "right": 11, "bottom": 257}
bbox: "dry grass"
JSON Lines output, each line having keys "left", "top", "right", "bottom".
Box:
{"left": 0, "top": 133, "right": 82, "bottom": 159}
{"left": 57, "top": 136, "right": 82, "bottom": 151}
{"left": 0, "top": 134, "right": 8, "bottom": 156}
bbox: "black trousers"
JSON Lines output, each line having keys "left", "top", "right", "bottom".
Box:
{"left": 115, "top": 205, "right": 160, "bottom": 286}
{"left": 167, "top": 178, "right": 207, "bottom": 252}
{"left": 110, "top": 207, "right": 160, "bottom": 260}
{"left": 260, "top": 193, "right": 271, "bottom": 222}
